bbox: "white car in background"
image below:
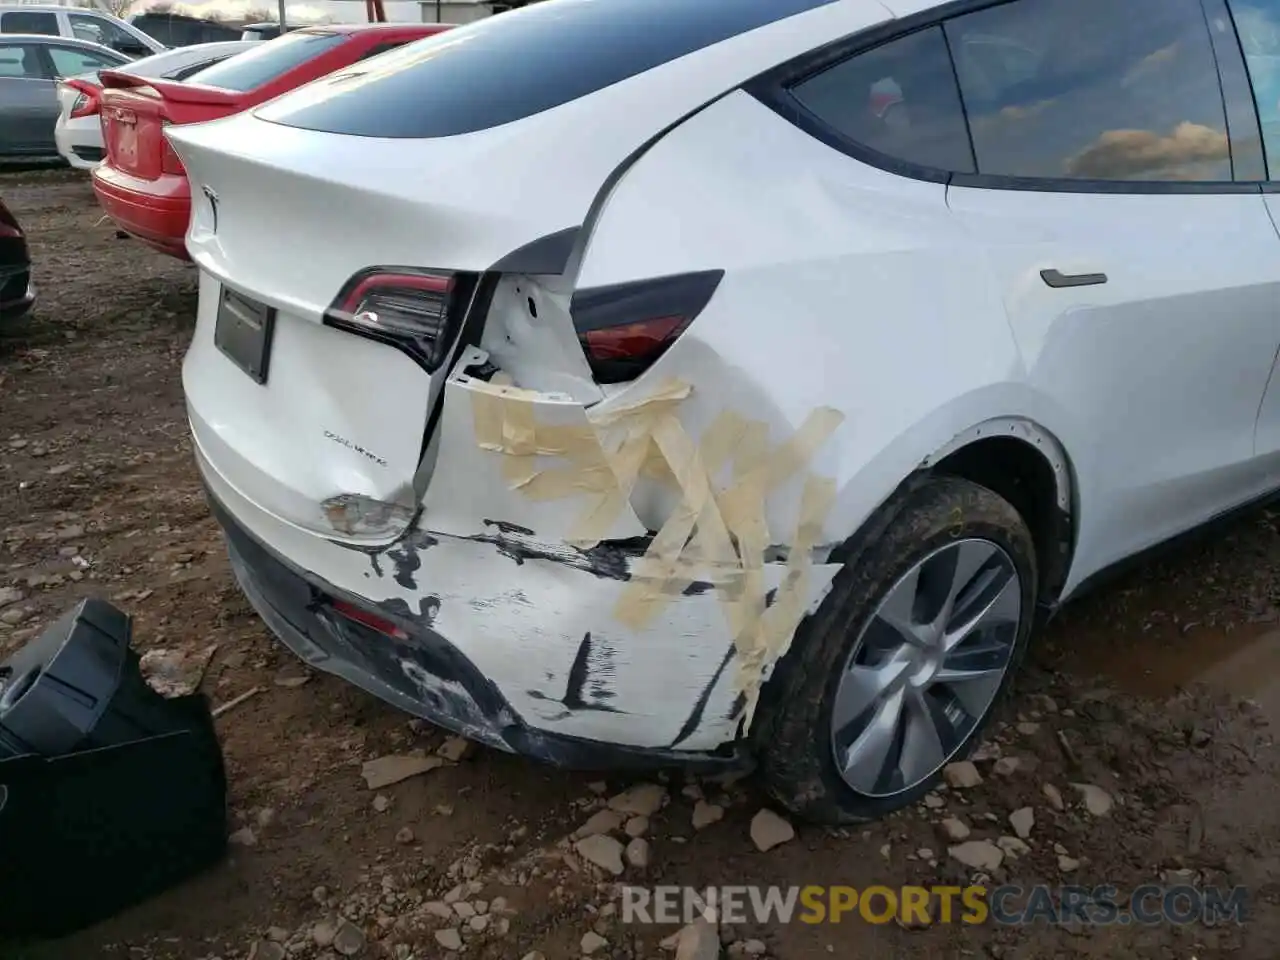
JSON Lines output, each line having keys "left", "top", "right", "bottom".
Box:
{"left": 54, "top": 40, "right": 255, "bottom": 169}
{"left": 0, "top": 4, "right": 161, "bottom": 56}
{"left": 168, "top": 0, "right": 1280, "bottom": 823}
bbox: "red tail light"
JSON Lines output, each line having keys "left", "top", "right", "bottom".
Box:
{"left": 160, "top": 121, "right": 185, "bottom": 175}
{"left": 330, "top": 599, "right": 408, "bottom": 641}
{"left": 571, "top": 270, "right": 722, "bottom": 383}
{"left": 326, "top": 268, "right": 476, "bottom": 372}
{"left": 62, "top": 79, "right": 101, "bottom": 119}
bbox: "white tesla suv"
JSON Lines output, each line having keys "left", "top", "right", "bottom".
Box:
{"left": 168, "top": 0, "right": 1280, "bottom": 822}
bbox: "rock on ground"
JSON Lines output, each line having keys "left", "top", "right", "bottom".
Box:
{"left": 360, "top": 754, "right": 444, "bottom": 789}
{"left": 949, "top": 840, "right": 1004, "bottom": 872}
{"left": 607, "top": 783, "right": 667, "bottom": 816}
{"left": 1071, "top": 782, "right": 1115, "bottom": 816}
{"left": 575, "top": 834, "right": 625, "bottom": 875}
{"left": 581, "top": 930, "right": 609, "bottom": 954}
{"left": 674, "top": 919, "right": 720, "bottom": 960}
{"left": 943, "top": 761, "right": 983, "bottom": 788}
{"left": 692, "top": 800, "right": 725, "bottom": 830}
{"left": 1010, "top": 806, "right": 1035, "bottom": 838}
{"left": 435, "top": 928, "right": 463, "bottom": 951}
{"left": 625, "top": 837, "right": 650, "bottom": 869}
{"left": 750, "top": 809, "right": 795, "bottom": 851}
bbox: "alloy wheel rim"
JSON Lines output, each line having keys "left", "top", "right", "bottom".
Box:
{"left": 829, "top": 538, "right": 1022, "bottom": 798}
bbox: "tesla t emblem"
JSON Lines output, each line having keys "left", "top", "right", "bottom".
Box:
{"left": 202, "top": 186, "right": 219, "bottom": 233}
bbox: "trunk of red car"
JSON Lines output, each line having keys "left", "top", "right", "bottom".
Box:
{"left": 99, "top": 73, "right": 238, "bottom": 182}
{"left": 100, "top": 89, "right": 168, "bottom": 181}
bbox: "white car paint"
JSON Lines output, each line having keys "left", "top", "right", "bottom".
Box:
{"left": 54, "top": 41, "right": 256, "bottom": 170}
{"left": 0, "top": 5, "right": 163, "bottom": 55}
{"left": 165, "top": 0, "right": 1280, "bottom": 780}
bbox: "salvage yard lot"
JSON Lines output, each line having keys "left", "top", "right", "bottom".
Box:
{"left": 1, "top": 169, "right": 1278, "bottom": 960}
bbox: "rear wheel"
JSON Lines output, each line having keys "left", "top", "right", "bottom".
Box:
{"left": 756, "top": 475, "right": 1037, "bottom": 824}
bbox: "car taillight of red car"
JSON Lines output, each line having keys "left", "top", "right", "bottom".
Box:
{"left": 61, "top": 79, "right": 103, "bottom": 119}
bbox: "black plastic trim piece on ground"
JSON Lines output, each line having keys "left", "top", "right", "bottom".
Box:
{"left": 0, "top": 599, "right": 228, "bottom": 938}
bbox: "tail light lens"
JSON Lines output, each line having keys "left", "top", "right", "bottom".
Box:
{"left": 62, "top": 79, "right": 101, "bottom": 119}
{"left": 325, "top": 268, "right": 476, "bottom": 372}
{"left": 329, "top": 598, "right": 408, "bottom": 642}
{"left": 571, "top": 270, "right": 722, "bottom": 384}
{"left": 160, "top": 121, "right": 185, "bottom": 175}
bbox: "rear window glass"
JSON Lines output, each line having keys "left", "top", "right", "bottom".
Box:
{"left": 256, "top": 0, "right": 839, "bottom": 138}
{"left": 185, "top": 29, "right": 345, "bottom": 92}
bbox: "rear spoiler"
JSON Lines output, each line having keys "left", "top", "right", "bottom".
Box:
{"left": 98, "top": 70, "right": 240, "bottom": 106}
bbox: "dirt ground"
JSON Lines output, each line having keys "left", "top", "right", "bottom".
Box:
{"left": 1, "top": 169, "right": 1278, "bottom": 960}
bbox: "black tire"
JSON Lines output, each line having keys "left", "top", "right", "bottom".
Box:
{"left": 753, "top": 475, "right": 1038, "bottom": 824}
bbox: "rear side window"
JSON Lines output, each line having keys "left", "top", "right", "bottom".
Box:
{"left": 946, "top": 0, "right": 1231, "bottom": 181}
{"left": 790, "top": 27, "right": 976, "bottom": 173}
{"left": 1, "top": 11, "right": 59, "bottom": 35}
{"left": 0, "top": 41, "right": 45, "bottom": 78}
{"left": 357, "top": 40, "right": 409, "bottom": 62}
{"left": 47, "top": 44, "right": 123, "bottom": 76}
{"left": 256, "top": 0, "right": 840, "bottom": 138}
{"left": 185, "top": 30, "right": 346, "bottom": 92}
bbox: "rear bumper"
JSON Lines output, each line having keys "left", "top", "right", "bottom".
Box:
{"left": 91, "top": 165, "right": 191, "bottom": 260}
{"left": 207, "top": 487, "right": 746, "bottom": 772}
{"left": 54, "top": 120, "right": 103, "bottom": 171}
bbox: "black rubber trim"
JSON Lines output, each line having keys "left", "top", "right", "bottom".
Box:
{"left": 489, "top": 226, "right": 580, "bottom": 275}
{"left": 1202, "top": 0, "right": 1268, "bottom": 182}
{"left": 743, "top": 0, "right": 1271, "bottom": 195}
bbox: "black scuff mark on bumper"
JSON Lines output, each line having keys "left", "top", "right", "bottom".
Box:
{"left": 334, "top": 519, "right": 718, "bottom": 595}
{"left": 380, "top": 595, "right": 442, "bottom": 628}
{"left": 668, "top": 644, "right": 735, "bottom": 748}
{"left": 464, "top": 529, "right": 643, "bottom": 580}
{"left": 530, "top": 632, "right": 623, "bottom": 715}
{"left": 483, "top": 518, "right": 535, "bottom": 536}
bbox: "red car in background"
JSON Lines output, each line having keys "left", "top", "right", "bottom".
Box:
{"left": 91, "top": 24, "right": 451, "bottom": 259}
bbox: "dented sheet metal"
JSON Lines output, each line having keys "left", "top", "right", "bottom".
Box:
{"left": 456, "top": 352, "right": 847, "bottom": 725}
{"left": 420, "top": 348, "right": 648, "bottom": 544}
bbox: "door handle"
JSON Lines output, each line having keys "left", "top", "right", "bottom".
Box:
{"left": 1040, "top": 268, "right": 1107, "bottom": 288}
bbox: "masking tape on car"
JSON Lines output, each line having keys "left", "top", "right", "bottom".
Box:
{"left": 466, "top": 375, "right": 845, "bottom": 720}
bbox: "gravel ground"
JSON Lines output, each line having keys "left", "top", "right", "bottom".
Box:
{"left": 1, "top": 169, "right": 1278, "bottom": 960}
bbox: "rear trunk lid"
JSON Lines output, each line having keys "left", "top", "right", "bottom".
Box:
{"left": 99, "top": 72, "right": 236, "bottom": 180}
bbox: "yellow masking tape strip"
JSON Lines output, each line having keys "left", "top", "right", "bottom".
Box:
{"left": 737, "top": 473, "right": 838, "bottom": 727}
{"left": 468, "top": 370, "right": 847, "bottom": 721}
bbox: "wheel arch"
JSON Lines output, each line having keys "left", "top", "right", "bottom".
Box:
{"left": 825, "top": 415, "right": 1078, "bottom": 612}
{"left": 921, "top": 417, "right": 1076, "bottom": 610}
